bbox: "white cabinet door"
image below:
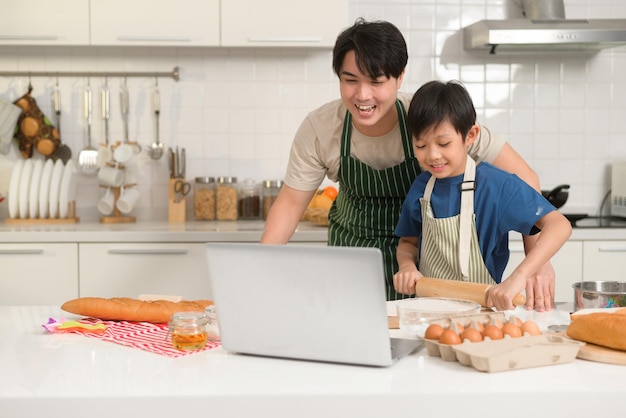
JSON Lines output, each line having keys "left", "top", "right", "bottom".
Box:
{"left": 0, "top": 1, "right": 89, "bottom": 45}
{"left": 582, "top": 241, "right": 626, "bottom": 281}
{"left": 79, "top": 243, "right": 212, "bottom": 299}
{"left": 0, "top": 243, "right": 79, "bottom": 305}
{"left": 90, "top": 0, "right": 220, "bottom": 46}
{"left": 504, "top": 240, "right": 583, "bottom": 303}
{"left": 221, "top": 0, "right": 349, "bottom": 47}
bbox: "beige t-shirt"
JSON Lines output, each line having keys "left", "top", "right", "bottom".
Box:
{"left": 284, "top": 92, "right": 504, "bottom": 191}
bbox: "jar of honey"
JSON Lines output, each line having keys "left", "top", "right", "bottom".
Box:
{"left": 169, "top": 311, "right": 209, "bottom": 351}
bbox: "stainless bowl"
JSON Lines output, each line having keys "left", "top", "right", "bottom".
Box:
{"left": 572, "top": 281, "right": 626, "bottom": 311}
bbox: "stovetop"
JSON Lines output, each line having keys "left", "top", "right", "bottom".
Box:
{"left": 567, "top": 215, "right": 626, "bottom": 228}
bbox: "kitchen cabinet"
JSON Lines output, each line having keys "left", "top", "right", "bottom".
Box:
{"left": 90, "top": 0, "right": 220, "bottom": 46}
{"left": 78, "top": 243, "right": 212, "bottom": 299}
{"left": 503, "top": 240, "right": 583, "bottom": 303}
{"left": 0, "top": 0, "right": 90, "bottom": 46}
{"left": 0, "top": 243, "right": 79, "bottom": 305}
{"left": 582, "top": 240, "right": 626, "bottom": 281}
{"left": 221, "top": 0, "right": 349, "bottom": 47}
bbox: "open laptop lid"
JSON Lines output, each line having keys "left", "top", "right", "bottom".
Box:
{"left": 205, "top": 243, "right": 400, "bottom": 367}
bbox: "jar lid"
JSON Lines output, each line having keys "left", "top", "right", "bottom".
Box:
{"left": 195, "top": 176, "right": 216, "bottom": 184}
{"left": 263, "top": 179, "right": 283, "bottom": 188}
{"left": 169, "top": 311, "right": 209, "bottom": 326}
{"left": 218, "top": 176, "right": 237, "bottom": 184}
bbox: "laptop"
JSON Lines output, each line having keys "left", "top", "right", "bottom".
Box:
{"left": 205, "top": 243, "right": 423, "bottom": 367}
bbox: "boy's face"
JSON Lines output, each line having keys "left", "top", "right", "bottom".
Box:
{"left": 338, "top": 50, "right": 404, "bottom": 137}
{"left": 413, "top": 120, "right": 479, "bottom": 178}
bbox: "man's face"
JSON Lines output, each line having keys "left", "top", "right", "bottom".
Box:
{"left": 338, "top": 50, "right": 404, "bottom": 137}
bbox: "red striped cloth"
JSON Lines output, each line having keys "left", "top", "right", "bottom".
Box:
{"left": 77, "top": 318, "right": 220, "bottom": 358}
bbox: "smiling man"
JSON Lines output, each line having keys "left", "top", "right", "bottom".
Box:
{"left": 261, "top": 18, "right": 553, "bottom": 307}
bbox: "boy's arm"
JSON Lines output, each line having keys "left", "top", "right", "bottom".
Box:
{"left": 394, "top": 237, "right": 422, "bottom": 295}
{"left": 487, "top": 210, "right": 572, "bottom": 311}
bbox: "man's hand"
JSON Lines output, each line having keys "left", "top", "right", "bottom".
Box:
{"left": 523, "top": 262, "right": 555, "bottom": 312}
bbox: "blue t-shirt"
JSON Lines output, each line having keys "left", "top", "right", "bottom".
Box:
{"left": 395, "top": 162, "right": 555, "bottom": 283}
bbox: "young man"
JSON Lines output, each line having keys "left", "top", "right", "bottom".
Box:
{"left": 261, "top": 18, "right": 555, "bottom": 309}
{"left": 394, "top": 80, "right": 572, "bottom": 311}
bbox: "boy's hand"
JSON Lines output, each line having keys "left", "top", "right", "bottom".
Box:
{"left": 487, "top": 274, "right": 527, "bottom": 311}
{"left": 393, "top": 268, "right": 423, "bottom": 295}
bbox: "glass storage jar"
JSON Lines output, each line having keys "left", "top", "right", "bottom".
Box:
{"left": 169, "top": 311, "right": 209, "bottom": 351}
{"left": 193, "top": 177, "right": 216, "bottom": 220}
{"left": 216, "top": 176, "right": 238, "bottom": 220}
{"left": 238, "top": 178, "right": 261, "bottom": 219}
{"left": 262, "top": 179, "right": 283, "bottom": 220}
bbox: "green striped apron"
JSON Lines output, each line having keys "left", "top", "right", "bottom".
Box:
{"left": 418, "top": 157, "right": 494, "bottom": 284}
{"left": 328, "top": 100, "right": 422, "bottom": 300}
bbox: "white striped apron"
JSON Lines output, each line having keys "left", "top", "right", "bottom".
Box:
{"left": 418, "top": 157, "right": 494, "bottom": 284}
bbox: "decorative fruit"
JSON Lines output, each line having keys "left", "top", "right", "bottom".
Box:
{"left": 322, "top": 186, "right": 338, "bottom": 200}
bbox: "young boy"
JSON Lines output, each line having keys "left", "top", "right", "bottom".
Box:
{"left": 393, "top": 80, "right": 572, "bottom": 311}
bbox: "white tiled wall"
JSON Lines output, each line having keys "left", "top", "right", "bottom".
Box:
{"left": 1, "top": 0, "right": 625, "bottom": 221}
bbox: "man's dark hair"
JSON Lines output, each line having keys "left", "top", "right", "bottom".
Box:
{"left": 332, "top": 18, "right": 408, "bottom": 80}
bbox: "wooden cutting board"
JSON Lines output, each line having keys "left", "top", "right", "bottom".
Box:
{"left": 557, "top": 332, "right": 626, "bottom": 365}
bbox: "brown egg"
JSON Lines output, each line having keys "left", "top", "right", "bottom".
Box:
{"left": 469, "top": 320, "right": 485, "bottom": 333}
{"left": 502, "top": 322, "right": 523, "bottom": 338}
{"left": 424, "top": 323, "right": 444, "bottom": 340}
{"left": 508, "top": 315, "right": 523, "bottom": 327}
{"left": 520, "top": 320, "right": 542, "bottom": 336}
{"left": 460, "top": 326, "right": 483, "bottom": 343}
{"left": 438, "top": 328, "right": 462, "bottom": 345}
{"left": 482, "top": 324, "right": 504, "bottom": 340}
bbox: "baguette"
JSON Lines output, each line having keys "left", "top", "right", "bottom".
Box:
{"left": 566, "top": 310, "right": 626, "bottom": 351}
{"left": 61, "top": 297, "right": 213, "bottom": 323}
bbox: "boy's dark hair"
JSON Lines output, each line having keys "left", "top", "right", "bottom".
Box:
{"left": 407, "top": 80, "right": 477, "bottom": 141}
{"left": 332, "top": 18, "right": 408, "bottom": 80}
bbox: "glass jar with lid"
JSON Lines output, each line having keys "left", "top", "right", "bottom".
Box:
{"left": 168, "top": 311, "right": 209, "bottom": 351}
{"left": 238, "top": 178, "right": 261, "bottom": 219}
{"left": 216, "top": 176, "right": 238, "bottom": 220}
{"left": 194, "top": 177, "right": 216, "bottom": 221}
{"left": 262, "top": 179, "right": 283, "bottom": 220}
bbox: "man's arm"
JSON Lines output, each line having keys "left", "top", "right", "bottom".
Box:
{"left": 491, "top": 142, "right": 556, "bottom": 312}
{"left": 260, "top": 185, "right": 317, "bottom": 244}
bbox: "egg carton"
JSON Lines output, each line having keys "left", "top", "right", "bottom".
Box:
{"left": 425, "top": 334, "right": 584, "bottom": 372}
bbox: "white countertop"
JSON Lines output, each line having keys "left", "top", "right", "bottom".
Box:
{"left": 0, "top": 219, "right": 625, "bottom": 243}
{"left": 0, "top": 220, "right": 328, "bottom": 243}
{"left": 1, "top": 305, "right": 624, "bottom": 418}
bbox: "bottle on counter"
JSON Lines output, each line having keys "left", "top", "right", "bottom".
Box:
{"left": 238, "top": 178, "right": 261, "bottom": 220}
{"left": 193, "top": 177, "right": 216, "bottom": 221}
{"left": 216, "top": 176, "right": 238, "bottom": 221}
{"left": 262, "top": 179, "right": 283, "bottom": 220}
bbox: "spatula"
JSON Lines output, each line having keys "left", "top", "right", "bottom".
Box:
{"left": 78, "top": 83, "right": 98, "bottom": 176}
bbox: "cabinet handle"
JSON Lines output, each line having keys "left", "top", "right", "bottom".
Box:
{"left": 0, "top": 249, "right": 45, "bottom": 255}
{"left": 247, "top": 36, "right": 322, "bottom": 43}
{"left": 598, "top": 246, "right": 626, "bottom": 252}
{"left": 116, "top": 36, "right": 192, "bottom": 43}
{"left": 107, "top": 249, "right": 189, "bottom": 255}
{"left": 0, "top": 35, "right": 59, "bottom": 41}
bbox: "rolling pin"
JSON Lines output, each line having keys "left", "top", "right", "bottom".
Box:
{"left": 415, "top": 277, "right": 526, "bottom": 308}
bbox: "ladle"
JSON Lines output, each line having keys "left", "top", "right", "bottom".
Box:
{"left": 149, "top": 78, "right": 164, "bottom": 160}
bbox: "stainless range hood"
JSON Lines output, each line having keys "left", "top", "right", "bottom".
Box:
{"left": 464, "top": 18, "right": 626, "bottom": 54}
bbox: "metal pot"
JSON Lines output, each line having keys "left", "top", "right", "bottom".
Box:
{"left": 541, "top": 184, "right": 569, "bottom": 208}
{"left": 572, "top": 281, "right": 626, "bottom": 311}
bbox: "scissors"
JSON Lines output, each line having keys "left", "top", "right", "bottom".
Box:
{"left": 173, "top": 179, "right": 191, "bottom": 203}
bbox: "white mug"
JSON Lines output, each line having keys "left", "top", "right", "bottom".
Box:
{"left": 97, "top": 188, "right": 114, "bottom": 215}
{"left": 116, "top": 186, "right": 140, "bottom": 214}
{"left": 98, "top": 164, "right": 124, "bottom": 187}
{"left": 113, "top": 143, "right": 134, "bottom": 164}
{"left": 96, "top": 145, "right": 112, "bottom": 168}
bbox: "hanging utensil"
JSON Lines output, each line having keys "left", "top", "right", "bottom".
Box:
{"left": 96, "top": 80, "right": 113, "bottom": 168}
{"left": 78, "top": 80, "right": 98, "bottom": 175}
{"left": 48, "top": 77, "right": 72, "bottom": 164}
{"left": 149, "top": 78, "right": 164, "bottom": 160}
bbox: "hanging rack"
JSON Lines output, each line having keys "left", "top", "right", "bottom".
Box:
{"left": 0, "top": 66, "right": 180, "bottom": 81}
